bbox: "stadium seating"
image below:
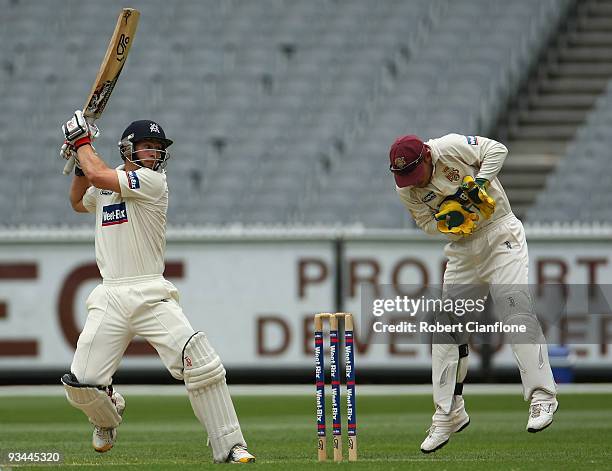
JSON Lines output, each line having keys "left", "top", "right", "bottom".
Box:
{"left": 527, "top": 80, "right": 612, "bottom": 223}
{"left": 0, "top": 0, "right": 582, "bottom": 227}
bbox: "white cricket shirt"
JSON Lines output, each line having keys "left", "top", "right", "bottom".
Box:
{"left": 396, "top": 133, "right": 513, "bottom": 238}
{"left": 82, "top": 165, "right": 168, "bottom": 280}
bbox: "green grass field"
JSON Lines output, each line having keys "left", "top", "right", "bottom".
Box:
{"left": 1, "top": 392, "right": 611, "bottom": 470}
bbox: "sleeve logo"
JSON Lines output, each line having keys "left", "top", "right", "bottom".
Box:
{"left": 102, "top": 202, "right": 128, "bottom": 226}
{"left": 466, "top": 136, "right": 478, "bottom": 145}
{"left": 127, "top": 171, "right": 140, "bottom": 189}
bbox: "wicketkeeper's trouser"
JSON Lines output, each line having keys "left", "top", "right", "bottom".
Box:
{"left": 433, "top": 214, "right": 556, "bottom": 414}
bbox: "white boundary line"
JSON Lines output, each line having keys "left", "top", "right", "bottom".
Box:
{"left": 1, "top": 383, "right": 611, "bottom": 396}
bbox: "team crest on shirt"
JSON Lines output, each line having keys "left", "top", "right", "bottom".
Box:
{"left": 127, "top": 171, "right": 140, "bottom": 189}
{"left": 102, "top": 202, "right": 128, "bottom": 226}
{"left": 466, "top": 136, "right": 478, "bottom": 145}
{"left": 442, "top": 166, "right": 461, "bottom": 183}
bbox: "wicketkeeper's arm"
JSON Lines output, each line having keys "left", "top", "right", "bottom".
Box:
{"left": 475, "top": 137, "right": 508, "bottom": 182}
{"left": 395, "top": 187, "right": 440, "bottom": 235}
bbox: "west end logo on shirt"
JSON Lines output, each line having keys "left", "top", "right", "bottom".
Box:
{"left": 127, "top": 171, "right": 140, "bottom": 189}
{"left": 102, "top": 202, "right": 128, "bottom": 227}
{"left": 466, "top": 135, "right": 478, "bottom": 145}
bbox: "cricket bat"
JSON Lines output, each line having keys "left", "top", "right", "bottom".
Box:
{"left": 63, "top": 7, "right": 140, "bottom": 175}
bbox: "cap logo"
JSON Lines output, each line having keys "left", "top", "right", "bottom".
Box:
{"left": 394, "top": 156, "right": 407, "bottom": 169}
{"left": 150, "top": 123, "right": 160, "bottom": 133}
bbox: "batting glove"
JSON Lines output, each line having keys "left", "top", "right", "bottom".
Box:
{"left": 60, "top": 141, "right": 76, "bottom": 161}
{"left": 62, "top": 110, "right": 100, "bottom": 149}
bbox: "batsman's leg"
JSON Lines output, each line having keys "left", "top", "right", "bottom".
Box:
{"left": 182, "top": 332, "right": 254, "bottom": 463}
{"left": 132, "top": 279, "right": 254, "bottom": 463}
{"left": 64, "top": 284, "right": 131, "bottom": 452}
{"left": 62, "top": 374, "right": 125, "bottom": 452}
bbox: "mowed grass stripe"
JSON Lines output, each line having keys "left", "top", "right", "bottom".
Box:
{"left": 0, "top": 394, "right": 610, "bottom": 470}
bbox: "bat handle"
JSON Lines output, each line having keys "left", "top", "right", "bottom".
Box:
{"left": 63, "top": 155, "right": 76, "bottom": 175}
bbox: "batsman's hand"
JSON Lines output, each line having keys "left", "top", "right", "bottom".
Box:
{"left": 61, "top": 110, "right": 100, "bottom": 149}
{"left": 461, "top": 176, "right": 495, "bottom": 219}
{"left": 435, "top": 200, "right": 479, "bottom": 236}
{"left": 60, "top": 141, "right": 76, "bottom": 161}
{"left": 59, "top": 142, "right": 87, "bottom": 176}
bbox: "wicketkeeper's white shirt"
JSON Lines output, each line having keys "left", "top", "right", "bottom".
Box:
{"left": 82, "top": 165, "right": 167, "bottom": 280}
{"left": 396, "top": 133, "right": 513, "bottom": 238}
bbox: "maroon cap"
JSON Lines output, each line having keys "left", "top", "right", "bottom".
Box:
{"left": 389, "top": 135, "right": 427, "bottom": 188}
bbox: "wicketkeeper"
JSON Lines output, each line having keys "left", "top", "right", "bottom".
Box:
{"left": 59, "top": 110, "right": 255, "bottom": 463}
{"left": 389, "top": 133, "right": 558, "bottom": 453}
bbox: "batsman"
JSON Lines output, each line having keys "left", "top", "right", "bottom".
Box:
{"left": 389, "top": 133, "right": 558, "bottom": 453}
{"left": 58, "top": 111, "right": 255, "bottom": 463}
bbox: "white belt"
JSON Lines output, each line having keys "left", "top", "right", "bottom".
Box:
{"left": 103, "top": 274, "right": 164, "bottom": 286}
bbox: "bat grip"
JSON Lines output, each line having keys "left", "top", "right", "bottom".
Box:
{"left": 63, "top": 155, "right": 76, "bottom": 175}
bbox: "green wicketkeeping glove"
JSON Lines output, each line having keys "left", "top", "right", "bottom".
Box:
{"left": 435, "top": 200, "right": 479, "bottom": 235}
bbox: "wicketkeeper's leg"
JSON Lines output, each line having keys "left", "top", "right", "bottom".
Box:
{"left": 494, "top": 287, "right": 556, "bottom": 401}
{"left": 432, "top": 340, "right": 469, "bottom": 414}
{"left": 433, "top": 280, "right": 483, "bottom": 414}
{"left": 423, "top": 320, "right": 470, "bottom": 454}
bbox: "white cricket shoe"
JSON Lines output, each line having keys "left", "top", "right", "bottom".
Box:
{"left": 226, "top": 445, "right": 256, "bottom": 463}
{"left": 92, "top": 392, "right": 125, "bottom": 453}
{"left": 527, "top": 399, "right": 558, "bottom": 433}
{"left": 93, "top": 426, "right": 117, "bottom": 453}
{"left": 420, "top": 404, "right": 470, "bottom": 454}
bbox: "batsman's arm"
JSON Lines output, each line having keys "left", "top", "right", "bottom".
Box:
{"left": 76, "top": 145, "right": 121, "bottom": 193}
{"left": 69, "top": 174, "right": 91, "bottom": 213}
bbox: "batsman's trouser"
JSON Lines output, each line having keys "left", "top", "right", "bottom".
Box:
{"left": 433, "top": 214, "right": 556, "bottom": 414}
{"left": 70, "top": 274, "right": 246, "bottom": 462}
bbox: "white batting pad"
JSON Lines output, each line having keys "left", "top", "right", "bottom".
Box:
{"left": 183, "top": 332, "right": 246, "bottom": 463}
{"left": 62, "top": 374, "right": 122, "bottom": 428}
